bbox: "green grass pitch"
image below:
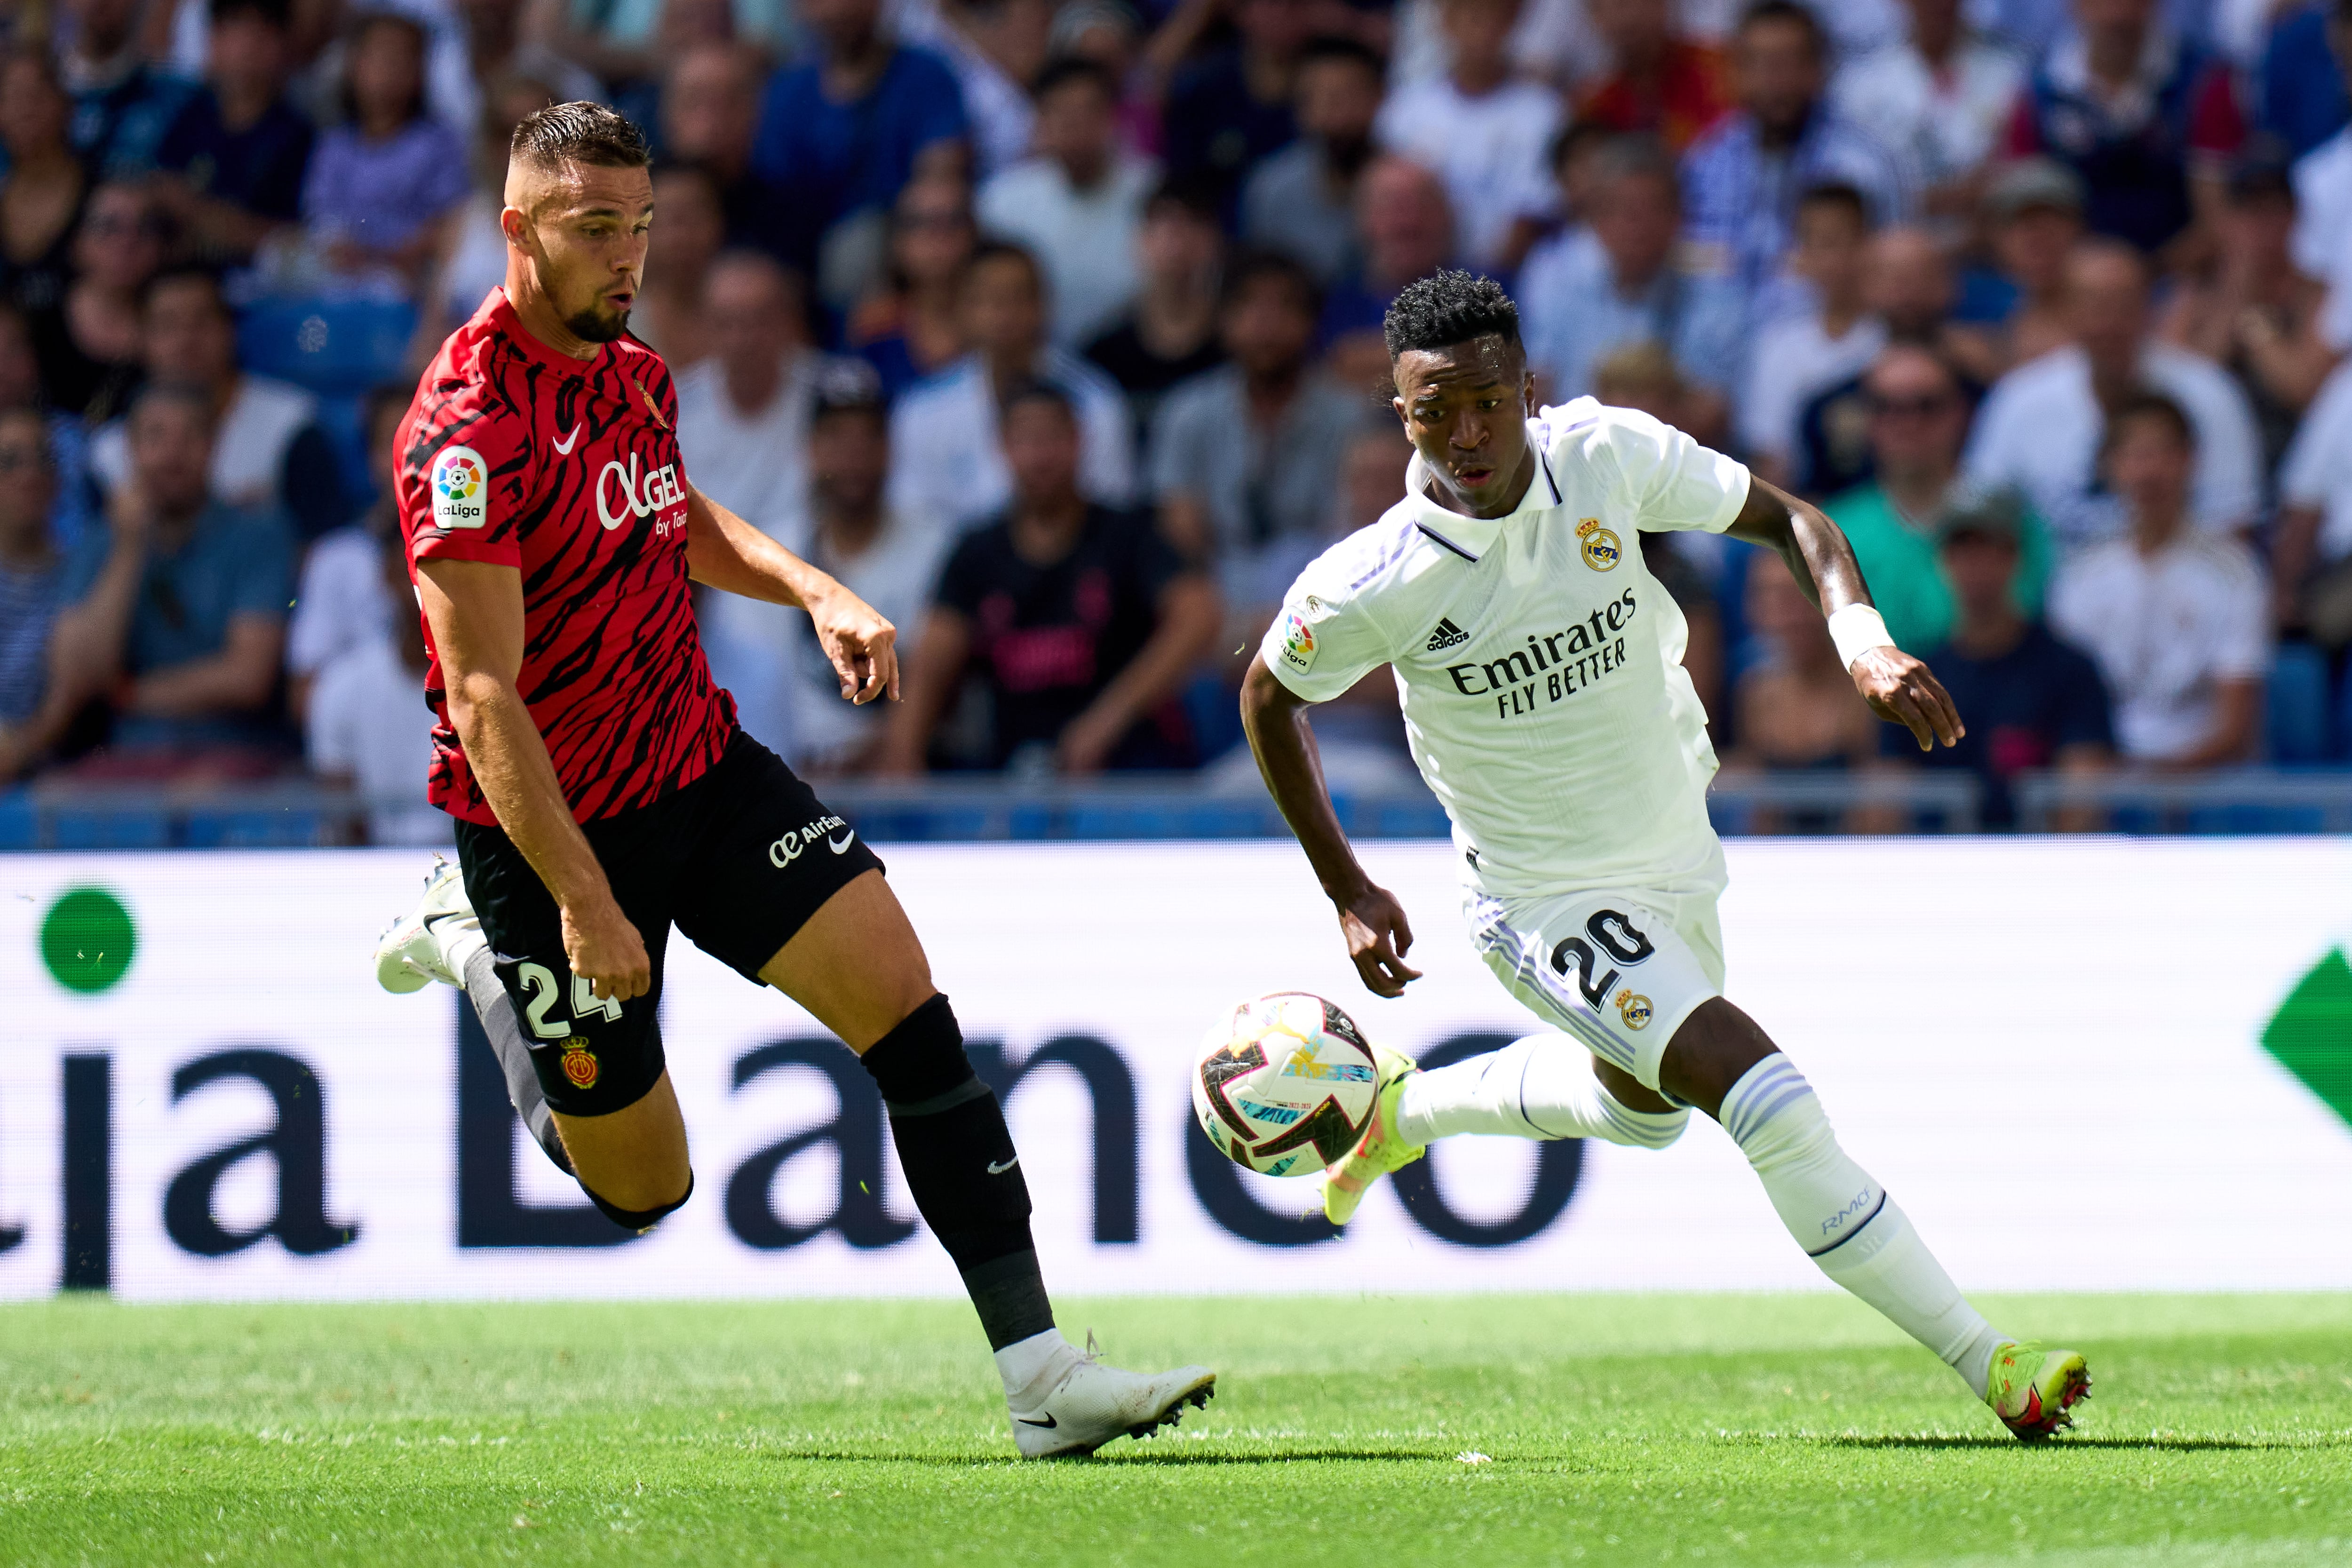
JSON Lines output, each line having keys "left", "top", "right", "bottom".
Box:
{"left": 4, "top": 1292, "right": 2348, "bottom": 1566}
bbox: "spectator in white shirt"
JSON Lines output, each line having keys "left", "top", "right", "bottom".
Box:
{"left": 2273, "top": 354, "right": 2352, "bottom": 636}
{"left": 1965, "top": 239, "right": 2263, "bottom": 553}
{"left": 286, "top": 385, "right": 407, "bottom": 721}
{"left": 976, "top": 58, "right": 1158, "bottom": 349}
{"left": 785, "top": 384, "right": 951, "bottom": 772}
{"left": 2048, "top": 393, "right": 2269, "bottom": 766}
{"left": 703, "top": 379, "right": 950, "bottom": 771}
{"left": 887, "top": 241, "right": 1136, "bottom": 531}
{"left": 305, "top": 532, "right": 447, "bottom": 846}
{"left": 89, "top": 269, "right": 339, "bottom": 539}
{"left": 1518, "top": 135, "right": 1744, "bottom": 441}
{"left": 2287, "top": 0, "right": 2352, "bottom": 348}
{"left": 1832, "top": 0, "right": 2022, "bottom": 226}
{"left": 1374, "top": 0, "right": 1563, "bottom": 273}
{"left": 1739, "top": 182, "right": 1884, "bottom": 486}
{"left": 675, "top": 251, "right": 867, "bottom": 540}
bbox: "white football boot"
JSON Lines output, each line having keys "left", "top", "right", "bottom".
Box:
{"left": 373, "top": 857, "right": 479, "bottom": 993}
{"left": 1008, "top": 1332, "right": 1216, "bottom": 1459}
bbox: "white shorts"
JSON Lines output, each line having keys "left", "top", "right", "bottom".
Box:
{"left": 1466, "top": 885, "right": 1726, "bottom": 1091}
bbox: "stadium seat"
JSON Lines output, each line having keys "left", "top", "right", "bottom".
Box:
{"left": 0, "top": 788, "right": 33, "bottom": 850}
{"left": 2268, "top": 642, "right": 2333, "bottom": 764}
{"left": 238, "top": 299, "right": 417, "bottom": 398}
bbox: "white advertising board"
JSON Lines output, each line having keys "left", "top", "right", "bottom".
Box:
{"left": 2, "top": 839, "right": 2350, "bottom": 1301}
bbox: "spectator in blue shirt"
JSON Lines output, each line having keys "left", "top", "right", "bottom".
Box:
{"left": 300, "top": 11, "right": 470, "bottom": 292}
{"left": 46, "top": 383, "right": 294, "bottom": 773}
{"left": 2260, "top": 1, "right": 2351, "bottom": 157}
{"left": 153, "top": 0, "right": 316, "bottom": 266}
{"left": 1517, "top": 135, "right": 1744, "bottom": 441}
{"left": 1161, "top": 0, "right": 1315, "bottom": 220}
{"left": 751, "top": 0, "right": 969, "bottom": 312}
{"left": 58, "top": 0, "right": 200, "bottom": 180}
{"left": 1884, "top": 495, "right": 2114, "bottom": 829}
{"left": 1680, "top": 0, "right": 1915, "bottom": 313}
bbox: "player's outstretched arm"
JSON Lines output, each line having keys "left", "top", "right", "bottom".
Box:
{"left": 682, "top": 484, "right": 898, "bottom": 704}
{"left": 1240, "top": 659, "right": 1422, "bottom": 998}
{"left": 1724, "top": 475, "right": 1966, "bottom": 754}
{"left": 414, "top": 557, "right": 651, "bottom": 1003}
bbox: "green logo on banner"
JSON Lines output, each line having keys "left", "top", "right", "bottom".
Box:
{"left": 2263, "top": 947, "right": 2352, "bottom": 1128}
{"left": 40, "top": 886, "right": 136, "bottom": 994}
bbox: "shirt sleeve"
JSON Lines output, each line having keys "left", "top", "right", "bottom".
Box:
{"left": 403, "top": 390, "right": 531, "bottom": 570}
{"left": 2208, "top": 545, "right": 2273, "bottom": 680}
{"left": 2279, "top": 368, "right": 2352, "bottom": 507}
{"left": 1255, "top": 542, "right": 1396, "bottom": 703}
{"left": 1595, "top": 406, "right": 1751, "bottom": 534}
{"left": 306, "top": 659, "right": 357, "bottom": 772}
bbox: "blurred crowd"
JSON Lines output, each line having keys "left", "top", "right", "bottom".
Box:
{"left": 3, "top": 0, "right": 2352, "bottom": 841}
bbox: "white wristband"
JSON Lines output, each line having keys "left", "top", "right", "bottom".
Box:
{"left": 1826, "top": 604, "right": 1895, "bottom": 671}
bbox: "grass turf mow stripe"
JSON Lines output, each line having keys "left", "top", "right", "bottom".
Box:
{"left": 3, "top": 1292, "right": 2348, "bottom": 1566}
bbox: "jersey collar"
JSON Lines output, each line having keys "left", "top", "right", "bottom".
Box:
{"left": 1402, "top": 419, "right": 1563, "bottom": 564}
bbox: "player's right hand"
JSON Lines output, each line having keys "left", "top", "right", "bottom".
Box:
{"left": 1338, "top": 885, "right": 1422, "bottom": 999}
{"left": 561, "top": 895, "right": 652, "bottom": 1003}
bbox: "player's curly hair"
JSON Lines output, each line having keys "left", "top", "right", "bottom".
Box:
{"left": 1382, "top": 269, "right": 1520, "bottom": 361}
{"left": 512, "top": 101, "right": 651, "bottom": 172}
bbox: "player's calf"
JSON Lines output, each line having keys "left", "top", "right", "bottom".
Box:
{"left": 859, "top": 994, "right": 1053, "bottom": 1348}
{"left": 1394, "top": 1034, "right": 1690, "bottom": 1150}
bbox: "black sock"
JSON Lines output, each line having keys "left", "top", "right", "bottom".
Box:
{"left": 463, "top": 947, "right": 573, "bottom": 1177}
{"left": 861, "top": 995, "right": 1057, "bottom": 1351}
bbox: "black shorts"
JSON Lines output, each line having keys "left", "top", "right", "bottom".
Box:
{"left": 455, "top": 730, "right": 885, "bottom": 1115}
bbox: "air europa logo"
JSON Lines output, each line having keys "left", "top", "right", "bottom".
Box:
{"left": 597, "top": 452, "right": 686, "bottom": 531}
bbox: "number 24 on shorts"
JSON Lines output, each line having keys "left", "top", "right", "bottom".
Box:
{"left": 516, "top": 961, "right": 627, "bottom": 1039}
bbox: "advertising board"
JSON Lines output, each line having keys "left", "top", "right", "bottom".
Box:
{"left": 4, "top": 840, "right": 2350, "bottom": 1299}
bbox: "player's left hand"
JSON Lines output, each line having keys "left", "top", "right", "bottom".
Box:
{"left": 1851, "top": 646, "right": 1964, "bottom": 752}
{"left": 808, "top": 587, "right": 899, "bottom": 705}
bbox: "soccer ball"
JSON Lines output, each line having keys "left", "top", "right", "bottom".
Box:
{"left": 1192, "top": 992, "right": 1382, "bottom": 1177}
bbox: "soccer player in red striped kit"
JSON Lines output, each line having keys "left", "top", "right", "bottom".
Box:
{"left": 372, "top": 103, "right": 1211, "bottom": 1457}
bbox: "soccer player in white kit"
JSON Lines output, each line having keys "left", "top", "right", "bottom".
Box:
{"left": 1241, "top": 272, "right": 2091, "bottom": 1442}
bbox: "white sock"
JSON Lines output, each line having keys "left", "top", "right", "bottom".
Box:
{"left": 1394, "top": 1034, "right": 1689, "bottom": 1150}
{"left": 1719, "top": 1055, "right": 2005, "bottom": 1396}
{"left": 994, "top": 1326, "right": 1078, "bottom": 1406}
{"left": 433, "top": 915, "right": 488, "bottom": 985}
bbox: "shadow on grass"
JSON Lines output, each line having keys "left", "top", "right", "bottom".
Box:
{"left": 760, "top": 1448, "right": 1443, "bottom": 1467}
{"left": 1803, "top": 1435, "right": 2328, "bottom": 1452}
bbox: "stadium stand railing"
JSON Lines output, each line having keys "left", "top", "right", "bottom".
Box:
{"left": 7, "top": 770, "right": 2348, "bottom": 850}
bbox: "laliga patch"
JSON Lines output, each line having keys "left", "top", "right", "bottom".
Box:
{"left": 430, "top": 445, "right": 489, "bottom": 530}
{"left": 1279, "top": 610, "right": 1317, "bottom": 674}
{"left": 1577, "top": 517, "right": 1622, "bottom": 572}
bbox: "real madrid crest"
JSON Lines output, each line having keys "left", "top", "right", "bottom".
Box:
{"left": 1577, "top": 517, "right": 1622, "bottom": 572}
{"left": 1614, "top": 989, "right": 1653, "bottom": 1031}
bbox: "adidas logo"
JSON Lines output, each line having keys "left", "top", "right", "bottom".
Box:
{"left": 1426, "top": 617, "right": 1469, "bottom": 652}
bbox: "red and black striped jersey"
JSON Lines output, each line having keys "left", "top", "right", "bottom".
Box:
{"left": 397, "top": 288, "right": 736, "bottom": 825}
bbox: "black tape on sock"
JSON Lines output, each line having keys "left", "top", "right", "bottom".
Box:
{"left": 864, "top": 995, "right": 1054, "bottom": 1348}
{"left": 582, "top": 1170, "right": 694, "bottom": 1234}
{"left": 858, "top": 993, "right": 974, "bottom": 1105}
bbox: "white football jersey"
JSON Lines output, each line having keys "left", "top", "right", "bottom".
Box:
{"left": 1259, "top": 400, "right": 1750, "bottom": 901}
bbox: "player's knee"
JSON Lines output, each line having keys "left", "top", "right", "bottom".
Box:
{"left": 582, "top": 1169, "right": 694, "bottom": 1234}
{"left": 858, "top": 992, "right": 975, "bottom": 1105}
{"left": 1718, "top": 1055, "right": 1834, "bottom": 1169}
